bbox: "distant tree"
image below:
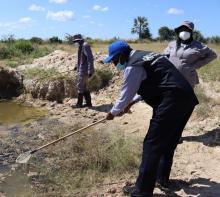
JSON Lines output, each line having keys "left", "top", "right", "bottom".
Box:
{"left": 193, "top": 30, "right": 207, "bottom": 43}
{"left": 1, "top": 34, "right": 15, "bottom": 43}
{"left": 65, "top": 34, "right": 74, "bottom": 44}
{"left": 207, "top": 36, "right": 220, "bottom": 44}
{"left": 49, "top": 36, "right": 62, "bottom": 44}
{"left": 131, "top": 16, "right": 152, "bottom": 39}
{"left": 158, "top": 26, "right": 175, "bottom": 41}
{"left": 30, "top": 37, "right": 43, "bottom": 44}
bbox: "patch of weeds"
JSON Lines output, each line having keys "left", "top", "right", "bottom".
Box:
{"left": 31, "top": 126, "right": 141, "bottom": 195}
{"left": 24, "top": 67, "right": 59, "bottom": 80}
{"left": 14, "top": 40, "right": 34, "bottom": 54}
{"left": 30, "top": 46, "right": 53, "bottom": 59}
{"left": 5, "top": 60, "right": 18, "bottom": 68}
{"left": 88, "top": 69, "right": 113, "bottom": 91}
{"left": 199, "top": 61, "right": 220, "bottom": 82}
{"left": 194, "top": 85, "right": 213, "bottom": 119}
{"left": 195, "top": 85, "right": 210, "bottom": 103}
{"left": 194, "top": 103, "right": 211, "bottom": 119}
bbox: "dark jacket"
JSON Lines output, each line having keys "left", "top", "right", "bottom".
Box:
{"left": 77, "top": 42, "right": 94, "bottom": 76}
{"left": 128, "top": 50, "right": 199, "bottom": 107}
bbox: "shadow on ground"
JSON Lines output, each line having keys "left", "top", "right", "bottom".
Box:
{"left": 182, "top": 128, "right": 220, "bottom": 147}
{"left": 92, "top": 104, "right": 113, "bottom": 113}
{"left": 153, "top": 177, "right": 220, "bottom": 197}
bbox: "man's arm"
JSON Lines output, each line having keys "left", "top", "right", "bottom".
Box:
{"left": 194, "top": 44, "right": 217, "bottom": 69}
{"left": 109, "top": 65, "right": 146, "bottom": 118}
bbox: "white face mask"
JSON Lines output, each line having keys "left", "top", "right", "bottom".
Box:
{"left": 74, "top": 42, "right": 80, "bottom": 47}
{"left": 179, "top": 31, "right": 191, "bottom": 41}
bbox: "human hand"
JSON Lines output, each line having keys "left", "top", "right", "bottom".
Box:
{"left": 106, "top": 112, "right": 114, "bottom": 120}
{"left": 124, "top": 102, "right": 135, "bottom": 114}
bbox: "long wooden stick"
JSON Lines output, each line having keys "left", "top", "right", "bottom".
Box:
{"left": 31, "top": 118, "right": 106, "bottom": 154}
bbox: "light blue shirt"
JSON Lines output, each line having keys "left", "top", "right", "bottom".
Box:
{"left": 110, "top": 53, "right": 146, "bottom": 116}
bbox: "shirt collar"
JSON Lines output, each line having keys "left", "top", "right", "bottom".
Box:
{"left": 130, "top": 50, "right": 136, "bottom": 57}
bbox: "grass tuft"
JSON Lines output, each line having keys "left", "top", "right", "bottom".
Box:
{"left": 31, "top": 126, "right": 141, "bottom": 195}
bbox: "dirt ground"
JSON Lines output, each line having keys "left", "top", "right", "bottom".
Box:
{"left": 1, "top": 50, "right": 220, "bottom": 196}
{"left": 14, "top": 77, "right": 219, "bottom": 197}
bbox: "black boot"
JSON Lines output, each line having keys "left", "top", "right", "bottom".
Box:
{"left": 71, "top": 93, "right": 83, "bottom": 108}
{"left": 83, "top": 91, "right": 92, "bottom": 107}
{"left": 156, "top": 179, "right": 170, "bottom": 192}
{"left": 123, "top": 186, "right": 153, "bottom": 197}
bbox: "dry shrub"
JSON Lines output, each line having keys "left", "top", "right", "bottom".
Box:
{"left": 88, "top": 69, "right": 113, "bottom": 91}
{"left": 31, "top": 126, "right": 141, "bottom": 195}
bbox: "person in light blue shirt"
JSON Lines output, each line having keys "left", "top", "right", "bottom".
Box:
{"left": 110, "top": 51, "right": 146, "bottom": 116}
{"left": 103, "top": 40, "right": 198, "bottom": 197}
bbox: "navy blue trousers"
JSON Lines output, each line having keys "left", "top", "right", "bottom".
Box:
{"left": 135, "top": 93, "right": 195, "bottom": 195}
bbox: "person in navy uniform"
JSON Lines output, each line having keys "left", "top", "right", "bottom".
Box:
{"left": 71, "top": 34, "right": 94, "bottom": 108}
{"left": 103, "top": 40, "right": 199, "bottom": 197}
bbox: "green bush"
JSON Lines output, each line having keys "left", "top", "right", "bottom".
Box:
{"left": 88, "top": 69, "right": 113, "bottom": 91}
{"left": 0, "top": 45, "right": 10, "bottom": 59}
{"left": 6, "top": 60, "right": 18, "bottom": 68}
{"left": 14, "top": 40, "right": 34, "bottom": 54}
{"left": 49, "top": 36, "right": 62, "bottom": 44}
{"left": 24, "top": 67, "right": 59, "bottom": 80}
{"left": 30, "top": 46, "right": 52, "bottom": 59}
{"left": 30, "top": 37, "right": 44, "bottom": 44}
{"left": 0, "top": 40, "right": 53, "bottom": 64}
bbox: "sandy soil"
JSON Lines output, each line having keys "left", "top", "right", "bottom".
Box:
{"left": 1, "top": 50, "right": 220, "bottom": 196}
{"left": 22, "top": 79, "right": 219, "bottom": 197}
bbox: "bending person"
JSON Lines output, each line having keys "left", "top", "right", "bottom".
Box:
{"left": 104, "top": 40, "right": 199, "bottom": 197}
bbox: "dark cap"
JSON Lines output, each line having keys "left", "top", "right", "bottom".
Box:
{"left": 175, "top": 21, "right": 194, "bottom": 32}
{"left": 72, "top": 34, "right": 83, "bottom": 42}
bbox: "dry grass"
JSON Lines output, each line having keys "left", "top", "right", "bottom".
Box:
{"left": 52, "top": 41, "right": 168, "bottom": 55}
{"left": 194, "top": 85, "right": 214, "bottom": 119}
{"left": 30, "top": 125, "right": 141, "bottom": 195}
{"left": 199, "top": 44, "right": 220, "bottom": 81}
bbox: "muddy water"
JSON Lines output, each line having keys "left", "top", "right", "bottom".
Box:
{"left": 0, "top": 101, "right": 47, "bottom": 197}
{"left": 0, "top": 101, "right": 47, "bottom": 125}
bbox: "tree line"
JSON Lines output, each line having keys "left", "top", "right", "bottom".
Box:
{"left": 1, "top": 16, "right": 220, "bottom": 44}
{"left": 131, "top": 16, "right": 220, "bottom": 44}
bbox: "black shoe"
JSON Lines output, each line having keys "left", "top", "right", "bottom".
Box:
{"left": 71, "top": 93, "right": 83, "bottom": 108}
{"left": 156, "top": 180, "right": 170, "bottom": 192}
{"left": 178, "top": 137, "right": 183, "bottom": 144}
{"left": 71, "top": 103, "right": 83, "bottom": 108}
{"left": 123, "top": 186, "right": 153, "bottom": 197}
{"left": 83, "top": 103, "right": 92, "bottom": 108}
{"left": 83, "top": 91, "right": 92, "bottom": 107}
